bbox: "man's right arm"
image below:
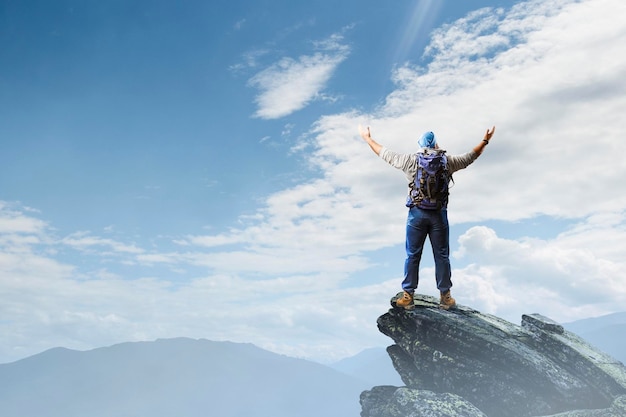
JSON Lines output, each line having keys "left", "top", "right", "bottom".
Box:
{"left": 447, "top": 126, "right": 496, "bottom": 173}
{"left": 380, "top": 147, "right": 415, "bottom": 171}
{"left": 359, "top": 125, "right": 415, "bottom": 172}
{"left": 359, "top": 125, "right": 383, "bottom": 156}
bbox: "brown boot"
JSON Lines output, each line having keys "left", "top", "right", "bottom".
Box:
{"left": 439, "top": 290, "right": 456, "bottom": 310}
{"left": 396, "top": 291, "right": 415, "bottom": 310}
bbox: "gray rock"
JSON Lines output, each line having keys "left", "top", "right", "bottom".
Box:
{"left": 361, "top": 293, "right": 626, "bottom": 417}
{"left": 360, "top": 386, "right": 487, "bottom": 417}
{"left": 532, "top": 395, "right": 626, "bottom": 416}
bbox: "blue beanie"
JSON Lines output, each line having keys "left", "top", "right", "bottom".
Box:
{"left": 418, "top": 131, "right": 437, "bottom": 148}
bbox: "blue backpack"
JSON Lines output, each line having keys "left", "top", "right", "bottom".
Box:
{"left": 406, "top": 149, "right": 450, "bottom": 210}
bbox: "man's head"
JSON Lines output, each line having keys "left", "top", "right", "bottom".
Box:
{"left": 419, "top": 131, "right": 437, "bottom": 148}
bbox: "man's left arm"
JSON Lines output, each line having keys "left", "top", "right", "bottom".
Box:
{"left": 473, "top": 126, "right": 496, "bottom": 157}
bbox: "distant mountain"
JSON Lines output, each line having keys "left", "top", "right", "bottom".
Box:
{"left": 562, "top": 311, "right": 626, "bottom": 365}
{"left": 330, "top": 347, "right": 403, "bottom": 387}
{"left": 0, "top": 338, "right": 369, "bottom": 417}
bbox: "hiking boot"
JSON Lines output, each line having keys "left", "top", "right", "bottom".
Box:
{"left": 396, "top": 291, "right": 415, "bottom": 310}
{"left": 439, "top": 290, "right": 456, "bottom": 310}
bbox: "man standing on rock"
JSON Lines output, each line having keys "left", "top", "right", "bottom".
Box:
{"left": 359, "top": 125, "right": 495, "bottom": 310}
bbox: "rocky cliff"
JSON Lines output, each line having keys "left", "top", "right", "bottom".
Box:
{"left": 361, "top": 294, "right": 626, "bottom": 417}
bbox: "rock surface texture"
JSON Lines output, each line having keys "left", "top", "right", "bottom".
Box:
{"left": 360, "top": 294, "right": 626, "bottom": 417}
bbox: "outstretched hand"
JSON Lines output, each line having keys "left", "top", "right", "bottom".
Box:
{"left": 358, "top": 124, "right": 371, "bottom": 141}
{"left": 358, "top": 124, "right": 383, "bottom": 156}
{"left": 484, "top": 126, "right": 496, "bottom": 142}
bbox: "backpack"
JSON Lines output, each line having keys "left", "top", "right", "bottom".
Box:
{"left": 406, "top": 149, "right": 450, "bottom": 210}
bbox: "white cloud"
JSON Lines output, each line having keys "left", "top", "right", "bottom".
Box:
{"left": 180, "top": 232, "right": 245, "bottom": 248}
{"left": 451, "top": 215, "right": 626, "bottom": 323}
{"left": 229, "top": 48, "right": 270, "bottom": 73}
{"left": 61, "top": 231, "right": 144, "bottom": 254}
{"left": 0, "top": 202, "right": 47, "bottom": 235}
{"left": 248, "top": 33, "right": 350, "bottom": 119}
{"left": 234, "top": 18, "right": 246, "bottom": 31}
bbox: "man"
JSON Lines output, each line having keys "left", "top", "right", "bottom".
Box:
{"left": 359, "top": 125, "right": 496, "bottom": 310}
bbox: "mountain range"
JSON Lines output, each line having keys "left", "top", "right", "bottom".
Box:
{"left": 0, "top": 312, "right": 623, "bottom": 417}
{"left": 562, "top": 311, "right": 626, "bottom": 365}
{"left": 0, "top": 338, "right": 368, "bottom": 417}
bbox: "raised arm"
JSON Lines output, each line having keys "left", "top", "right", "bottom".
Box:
{"left": 473, "top": 126, "right": 496, "bottom": 156}
{"left": 359, "top": 125, "right": 383, "bottom": 156}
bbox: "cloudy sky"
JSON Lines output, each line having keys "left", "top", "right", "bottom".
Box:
{"left": 1, "top": 0, "right": 625, "bottom": 364}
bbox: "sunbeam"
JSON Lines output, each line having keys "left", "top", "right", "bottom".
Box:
{"left": 392, "top": 0, "right": 443, "bottom": 64}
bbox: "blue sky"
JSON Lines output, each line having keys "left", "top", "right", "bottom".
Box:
{"left": 1, "top": 0, "right": 625, "bottom": 364}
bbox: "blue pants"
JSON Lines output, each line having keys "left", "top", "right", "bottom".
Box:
{"left": 403, "top": 207, "right": 452, "bottom": 294}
